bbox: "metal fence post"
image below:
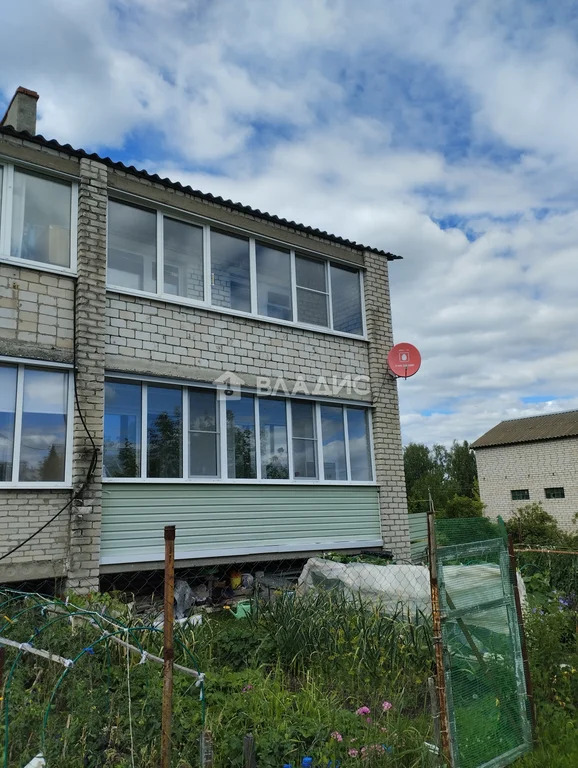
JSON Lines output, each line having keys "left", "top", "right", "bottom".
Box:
{"left": 161, "top": 525, "right": 176, "bottom": 768}
{"left": 507, "top": 535, "right": 537, "bottom": 741}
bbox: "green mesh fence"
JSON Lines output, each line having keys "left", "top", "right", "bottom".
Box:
{"left": 435, "top": 518, "right": 502, "bottom": 548}
{"left": 436, "top": 537, "right": 532, "bottom": 768}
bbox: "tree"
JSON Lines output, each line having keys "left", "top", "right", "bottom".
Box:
{"left": 148, "top": 410, "right": 182, "bottom": 477}
{"left": 505, "top": 503, "right": 564, "bottom": 547}
{"left": 448, "top": 441, "right": 478, "bottom": 498}
{"left": 403, "top": 440, "right": 480, "bottom": 517}
{"left": 39, "top": 444, "right": 63, "bottom": 481}
{"left": 441, "top": 494, "right": 484, "bottom": 519}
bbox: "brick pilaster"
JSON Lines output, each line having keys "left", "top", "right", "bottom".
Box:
{"left": 66, "top": 158, "right": 108, "bottom": 592}
{"left": 364, "top": 252, "right": 411, "bottom": 560}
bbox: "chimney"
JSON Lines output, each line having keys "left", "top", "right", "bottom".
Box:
{"left": 0, "top": 86, "right": 39, "bottom": 134}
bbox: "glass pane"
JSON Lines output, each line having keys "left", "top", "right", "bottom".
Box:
{"left": 189, "top": 389, "right": 219, "bottom": 477}
{"left": 296, "top": 255, "right": 326, "bottom": 292}
{"left": 0, "top": 365, "right": 17, "bottom": 482}
{"left": 211, "top": 230, "right": 250, "bottom": 312}
{"left": 164, "top": 218, "right": 204, "bottom": 301}
{"left": 19, "top": 369, "right": 68, "bottom": 482}
{"left": 108, "top": 201, "right": 157, "bottom": 292}
{"left": 297, "top": 287, "right": 329, "bottom": 326}
{"left": 293, "top": 439, "right": 317, "bottom": 479}
{"left": 291, "top": 401, "right": 315, "bottom": 439}
{"left": 189, "top": 433, "right": 219, "bottom": 477}
{"left": 11, "top": 171, "right": 71, "bottom": 267}
{"left": 104, "top": 381, "right": 141, "bottom": 478}
{"left": 189, "top": 389, "right": 217, "bottom": 431}
{"left": 331, "top": 264, "right": 363, "bottom": 335}
{"left": 260, "top": 399, "right": 289, "bottom": 479}
{"left": 321, "top": 405, "right": 347, "bottom": 480}
{"left": 147, "top": 385, "right": 182, "bottom": 478}
{"left": 347, "top": 407, "right": 372, "bottom": 481}
{"left": 256, "top": 243, "right": 292, "bottom": 320}
{"left": 226, "top": 394, "right": 256, "bottom": 478}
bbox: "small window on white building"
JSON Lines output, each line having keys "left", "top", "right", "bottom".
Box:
{"left": 510, "top": 489, "right": 530, "bottom": 501}
{"left": 545, "top": 487, "right": 565, "bottom": 499}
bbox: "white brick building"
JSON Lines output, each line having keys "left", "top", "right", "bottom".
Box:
{"left": 472, "top": 411, "right": 578, "bottom": 532}
{"left": 0, "top": 87, "right": 410, "bottom": 591}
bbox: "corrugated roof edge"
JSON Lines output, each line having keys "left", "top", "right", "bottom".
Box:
{"left": 471, "top": 409, "right": 578, "bottom": 449}
{"left": 471, "top": 433, "right": 578, "bottom": 449}
{"left": 0, "top": 125, "right": 401, "bottom": 261}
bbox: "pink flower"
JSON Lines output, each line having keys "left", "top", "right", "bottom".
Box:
{"left": 331, "top": 731, "right": 343, "bottom": 742}
{"left": 365, "top": 717, "right": 372, "bottom": 724}
{"left": 348, "top": 748, "right": 359, "bottom": 758}
{"left": 242, "top": 684, "right": 253, "bottom": 693}
{"left": 355, "top": 706, "right": 371, "bottom": 715}
{"left": 382, "top": 700, "right": 392, "bottom": 711}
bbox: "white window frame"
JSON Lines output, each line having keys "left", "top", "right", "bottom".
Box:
{"left": 0, "top": 161, "right": 78, "bottom": 276}
{"left": 105, "top": 194, "right": 367, "bottom": 340}
{"left": 0, "top": 358, "right": 74, "bottom": 488}
{"left": 103, "top": 374, "right": 375, "bottom": 486}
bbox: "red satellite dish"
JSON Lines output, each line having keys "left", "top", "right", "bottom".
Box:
{"left": 387, "top": 343, "right": 422, "bottom": 379}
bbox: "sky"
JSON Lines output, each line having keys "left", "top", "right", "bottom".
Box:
{"left": 2, "top": 0, "right": 578, "bottom": 447}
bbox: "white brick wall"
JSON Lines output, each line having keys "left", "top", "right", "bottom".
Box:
{"left": 0, "top": 264, "right": 75, "bottom": 357}
{"left": 105, "top": 293, "right": 370, "bottom": 393}
{"left": 476, "top": 439, "right": 578, "bottom": 532}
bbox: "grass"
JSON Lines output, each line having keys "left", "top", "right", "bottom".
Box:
{"left": 0, "top": 589, "right": 436, "bottom": 768}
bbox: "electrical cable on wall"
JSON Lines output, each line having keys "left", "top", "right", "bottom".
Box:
{"left": 0, "top": 282, "right": 99, "bottom": 563}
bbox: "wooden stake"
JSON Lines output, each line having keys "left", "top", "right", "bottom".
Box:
{"left": 161, "top": 525, "right": 176, "bottom": 768}
{"left": 243, "top": 733, "right": 257, "bottom": 768}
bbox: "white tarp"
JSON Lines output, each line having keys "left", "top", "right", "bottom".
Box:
{"left": 297, "top": 558, "right": 526, "bottom": 634}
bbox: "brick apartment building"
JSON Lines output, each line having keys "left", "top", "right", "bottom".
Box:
{"left": 0, "top": 87, "right": 410, "bottom": 591}
{"left": 473, "top": 410, "right": 578, "bottom": 532}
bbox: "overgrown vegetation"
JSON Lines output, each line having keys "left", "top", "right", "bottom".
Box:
{"left": 0, "top": 590, "right": 436, "bottom": 768}
{"left": 1, "top": 506, "right": 576, "bottom": 766}
{"left": 403, "top": 441, "right": 483, "bottom": 518}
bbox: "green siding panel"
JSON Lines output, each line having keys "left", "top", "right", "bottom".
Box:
{"left": 101, "top": 484, "right": 382, "bottom": 565}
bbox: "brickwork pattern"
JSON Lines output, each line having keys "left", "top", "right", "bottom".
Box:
{"left": 364, "top": 252, "right": 411, "bottom": 560}
{"left": 476, "top": 440, "right": 578, "bottom": 532}
{"left": 67, "top": 158, "right": 108, "bottom": 592}
{"left": 0, "top": 264, "right": 75, "bottom": 360}
{"left": 105, "top": 293, "right": 370, "bottom": 394}
{"left": 0, "top": 490, "right": 70, "bottom": 583}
